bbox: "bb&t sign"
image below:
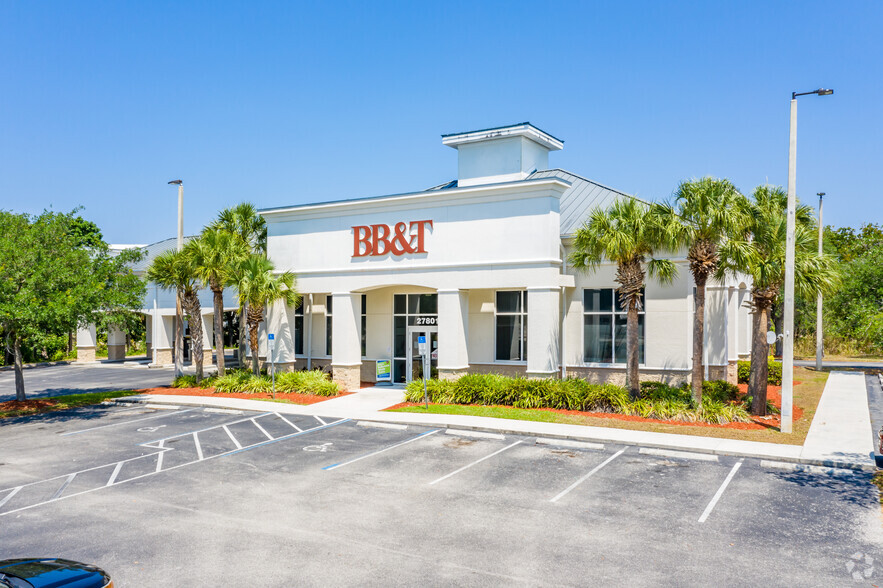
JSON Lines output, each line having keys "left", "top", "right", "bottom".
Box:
{"left": 352, "top": 220, "right": 433, "bottom": 257}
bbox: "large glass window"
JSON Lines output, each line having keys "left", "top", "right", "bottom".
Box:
{"left": 495, "top": 291, "right": 527, "bottom": 361}
{"left": 360, "top": 294, "right": 367, "bottom": 358}
{"left": 325, "top": 295, "right": 332, "bottom": 356}
{"left": 583, "top": 288, "right": 644, "bottom": 364}
{"left": 393, "top": 294, "right": 437, "bottom": 383}
{"left": 294, "top": 301, "right": 304, "bottom": 355}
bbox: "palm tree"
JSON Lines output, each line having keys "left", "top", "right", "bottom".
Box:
{"left": 235, "top": 255, "right": 299, "bottom": 376}
{"left": 185, "top": 228, "right": 243, "bottom": 376}
{"left": 147, "top": 249, "right": 206, "bottom": 382}
{"left": 717, "top": 186, "right": 839, "bottom": 415}
{"left": 670, "top": 177, "right": 749, "bottom": 406}
{"left": 212, "top": 203, "right": 267, "bottom": 368}
{"left": 569, "top": 198, "right": 679, "bottom": 398}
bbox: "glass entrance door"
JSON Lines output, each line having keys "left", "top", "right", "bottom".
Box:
{"left": 406, "top": 326, "right": 437, "bottom": 383}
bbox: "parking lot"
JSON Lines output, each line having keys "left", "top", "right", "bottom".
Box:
{"left": 0, "top": 361, "right": 173, "bottom": 402}
{"left": 2, "top": 403, "right": 882, "bottom": 586}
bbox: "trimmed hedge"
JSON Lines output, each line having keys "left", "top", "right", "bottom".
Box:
{"left": 405, "top": 374, "right": 751, "bottom": 424}
{"left": 737, "top": 359, "right": 783, "bottom": 386}
{"left": 172, "top": 369, "right": 339, "bottom": 396}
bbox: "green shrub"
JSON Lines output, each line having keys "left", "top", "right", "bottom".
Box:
{"left": 172, "top": 375, "right": 198, "bottom": 388}
{"left": 697, "top": 400, "right": 752, "bottom": 424}
{"left": 275, "top": 370, "right": 340, "bottom": 396}
{"left": 213, "top": 370, "right": 253, "bottom": 393}
{"left": 737, "top": 359, "right": 782, "bottom": 385}
{"left": 702, "top": 380, "right": 740, "bottom": 403}
{"left": 640, "top": 381, "right": 691, "bottom": 403}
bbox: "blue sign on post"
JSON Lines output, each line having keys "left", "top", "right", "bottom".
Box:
{"left": 417, "top": 336, "right": 426, "bottom": 344}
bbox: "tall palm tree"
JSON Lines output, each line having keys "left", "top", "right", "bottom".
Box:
{"left": 235, "top": 255, "right": 299, "bottom": 376}
{"left": 212, "top": 203, "right": 267, "bottom": 368}
{"left": 717, "top": 185, "right": 839, "bottom": 415}
{"left": 147, "top": 249, "right": 206, "bottom": 382}
{"left": 669, "top": 177, "right": 749, "bottom": 406}
{"left": 569, "top": 198, "right": 679, "bottom": 398}
{"left": 185, "top": 228, "right": 243, "bottom": 376}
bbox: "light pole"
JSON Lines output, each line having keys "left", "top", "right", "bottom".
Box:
{"left": 815, "top": 192, "right": 825, "bottom": 371}
{"left": 168, "top": 179, "right": 184, "bottom": 378}
{"left": 783, "top": 88, "right": 833, "bottom": 434}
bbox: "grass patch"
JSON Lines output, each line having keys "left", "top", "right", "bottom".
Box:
{"left": 391, "top": 367, "right": 828, "bottom": 445}
{"left": 0, "top": 390, "right": 143, "bottom": 419}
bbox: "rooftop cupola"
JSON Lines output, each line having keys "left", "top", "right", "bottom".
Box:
{"left": 442, "top": 122, "right": 564, "bottom": 187}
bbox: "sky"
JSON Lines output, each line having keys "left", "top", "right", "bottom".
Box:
{"left": 0, "top": 1, "right": 880, "bottom": 244}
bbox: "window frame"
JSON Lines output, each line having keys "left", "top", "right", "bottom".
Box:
{"left": 582, "top": 287, "right": 645, "bottom": 366}
{"left": 494, "top": 290, "right": 528, "bottom": 363}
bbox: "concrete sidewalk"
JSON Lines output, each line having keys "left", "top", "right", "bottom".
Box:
{"left": 116, "top": 371, "right": 877, "bottom": 471}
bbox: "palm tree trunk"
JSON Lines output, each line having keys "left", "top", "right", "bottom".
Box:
{"left": 249, "top": 319, "right": 260, "bottom": 376}
{"left": 184, "top": 294, "right": 204, "bottom": 383}
{"left": 626, "top": 301, "right": 640, "bottom": 399}
{"left": 174, "top": 289, "right": 184, "bottom": 378}
{"left": 691, "top": 276, "right": 707, "bottom": 407}
{"left": 749, "top": 300, "right": 770, "bottom": 415}
{"left": 212, "top": 287, "right": 225, "bottom": 376}
{"left": 238, "top": 303, "right": 248, "bottom": 369}
{"left": 14, "top": 336, "right": 26, "bottom": 402}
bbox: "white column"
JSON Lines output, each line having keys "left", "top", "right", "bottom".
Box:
{"left": 331, "top": 292, "right": 362, "bottom": 390}
{"left": 201, "top": 313, "right": 214, "bottom": 367}
{"left": 107, "top": 324, "right": 127, "bottom": 361}
{"left": 526, "top": 288, "right": 560, "bottom": 378}
{"left": 438, "top": 289, "right": 469, "bottom": 379}
{"left": 76, "top": 324, "right": 98, "bottom": 363}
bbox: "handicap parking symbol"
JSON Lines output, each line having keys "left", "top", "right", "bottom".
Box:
{"left": 303, "top": 442, "right": 333, "bottom": 452}
{"left": 137, "top": 425, "right": 167, "bottom": 433}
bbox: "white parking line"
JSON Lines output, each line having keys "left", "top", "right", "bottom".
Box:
{"left": 106, "top": 461, "right": 125, "bottom": 486}
{"left": 251, "top": 418, "right": 274, "bottom": 440}
{"left": 314, "top": 416, "right": 327, "bottom": 426}
{"left": 51, "top": 473, "right": 76, "bottom": 500}
{"left": 60, "top": 408, "right": 197, "bottom": 436}
{"left": 223, "top": 425, "right": 243, "bottom": 449}
{"left": 140, "top": 412, "right": 273, "bottom": 446}
{"left": 154, "top": 440, "right": 166, "bottom": 472}
{"left": 698, "top": 460, "right": 743, "bottom": 523}
{"left": 323, "top": 429, "right": 441, "bottom": 471}
{"left": 0, "top": 487, "right": 22, "bottom": 509}
{"left": 430, "top": 440, "right": 524, "bottom": 486}
{"left": 550, "top": 449, "right": 626, "bottom": 503}
{"left": 193, "top": 432, "right": 204, "bottom": 460}
{"left": 275, "top": 413, "right": 302, "bottom": 432}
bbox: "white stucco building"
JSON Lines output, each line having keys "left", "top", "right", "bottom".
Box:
{"left": 257, "top": 123, "right": 753, "bottom": 391}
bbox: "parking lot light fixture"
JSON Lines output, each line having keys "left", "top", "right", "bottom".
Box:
{"left": 783, "top": 88, "right": 833, "bottom": 434}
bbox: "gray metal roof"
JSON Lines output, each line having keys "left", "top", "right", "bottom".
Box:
{"left": 529, "top": 169, "right": 641, "bottom": 237}
{"left": 128, "top": 236, "right": 196, "bottom": 273}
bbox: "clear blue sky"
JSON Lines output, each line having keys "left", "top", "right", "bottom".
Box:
{"left": 1, "top": 1, "right": 879, "bottom": 244}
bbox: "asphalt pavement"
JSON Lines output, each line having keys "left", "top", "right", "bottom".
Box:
{"left": 0, "top": 361, "right": 175, "bottom": 402}
{"left": 1, "top": 403, "right": 881, "bottom": 586}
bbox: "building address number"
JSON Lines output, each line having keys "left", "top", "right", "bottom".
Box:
{"left": 414, "top": 316, "right": 437, "bottom": 326}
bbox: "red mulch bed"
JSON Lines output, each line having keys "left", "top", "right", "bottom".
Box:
{"left": 0, "top": 399, "right": 59, "bottom": 413}
{"left": 386, "top": 383, "right": 802, "bottom": 431}
{"left": 136, "top": 386, "right": 351, "bottom": 405}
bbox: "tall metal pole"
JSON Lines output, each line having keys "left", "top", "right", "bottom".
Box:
{"left": 172, "top": 181, "right": 184, "bottom": 379}
{"left": 815, "top": 193, "right": 825, "bottom": 371}
{"left": 782, "top": 98, "right": 797, "bottom": 434}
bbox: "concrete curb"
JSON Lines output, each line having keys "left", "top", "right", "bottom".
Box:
{"left": 112, "top": 395, "right": 878, "bottom": 472}
{"left": 0, "top": 360, "right": 73, "bottom": 372}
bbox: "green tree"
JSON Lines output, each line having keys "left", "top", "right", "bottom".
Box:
{"left": 0, "top": 210, "right": 145, "bottom": 401}
{"left": 717, "top": 186, "right": 839, "bottom": 415}
{"left": 234, "top": 255, "right": 299, "bottom": 376}
{"left": 147, "top": 250, "right": 206, "bottom": 382}
{"left": 669, "top": 177, "right": 749, "bottom": 406}
{"left": 569, "top": 198, "right": 679, "bottom": 398}
{"left": 211, "top": 203, "right": 267, "bottom": 368}
{"left": 185, "top": 228, "right": 244, "bottom": 376}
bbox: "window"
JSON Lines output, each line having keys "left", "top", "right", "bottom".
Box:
{"left": 325, "top": 295, "right": 332, "bottom": 356}
{"left": 393, "top": 294, "right": 438, "bottom": 383}
{"left": 294, "top": 301, "right": 304, "bottom": 355}
{"left": 361, "top": 294, "right": 367, "bottom": 357}
{"left": 495, "top": 291, "right": 527, "bottom": 361}
{"left": 583, "top": 288, "right": 644, "bottom": 364}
